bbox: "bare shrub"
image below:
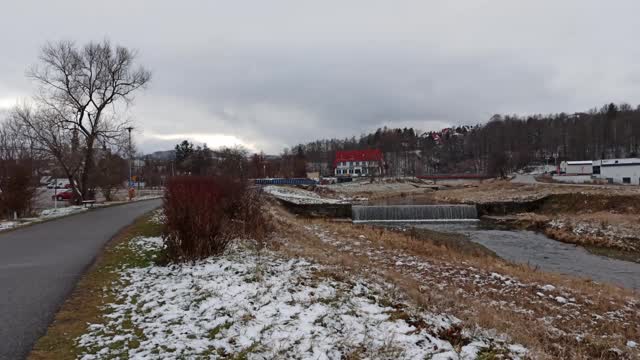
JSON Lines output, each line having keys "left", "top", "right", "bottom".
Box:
{"left": 163, "top": 176, "right": 244, "bottom": 261}
{"left": 0, "top": 160, "right": 36, "bottom": 218}
{"left": 237, "top": 187, "right": 274, "bottom": 251}
{"left": 163, "top": 176, "right": 272, "bottom": 262}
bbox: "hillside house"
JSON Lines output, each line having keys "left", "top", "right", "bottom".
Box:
{"left": 334, "top": 149, "right": 384, "bottom": 177}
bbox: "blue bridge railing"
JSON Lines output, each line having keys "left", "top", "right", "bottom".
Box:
{"left": 254, "top": 178, "right": 317, "bottom": 186}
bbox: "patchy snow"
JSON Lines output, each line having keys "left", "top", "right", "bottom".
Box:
{"left": 0, "top": 206, "right": 89, "bottom": 232}
{"left": 548, "top": 217, "right": 640, "bottom": 252}
{"left": 40, "top": 205, "right": 88, "bottom": 219}
{"left": 295, "top": 222, "right": 640, "bottom": 357}
{"left": 1, "top": 195, "right": 163, "bottom": 233}
{"left": 264, "top": 185, "right": 343, "bottom": 204}
{"left": 149, "top": 209, "right": 166, "bottom": 225}
{"left": 628, "top": 340, "right": 637, "bottom": 348}
{"left": 540, "top": 284, "right": 556, "bottom": 292}
{"left": 76, "top": 237, "right": 525, "bottom": 359}
{"left": 0, "top": 221, "right": 17, "bottom": 231}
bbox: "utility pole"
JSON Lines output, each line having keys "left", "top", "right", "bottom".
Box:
{"left": 126, "top": 127, "right": 134, "bottom": 188}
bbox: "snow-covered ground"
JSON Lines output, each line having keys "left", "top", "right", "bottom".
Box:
{"left": 40, "top": 205, "right": 89, "bottom": 219}
{"left": 149, "top": 208, "right": 166, "bottom": 225}
{"left": 76, "top": 237, "right": 527, "bottom": 360}
{"left": 322, "top": 179, "right": 438, "bottom": 196}
{"left": 548, "top": 217, "right": 640, "bottom": 252}
{"left": 263, "top": 185, "right": 343, "bottom": 205}
{"left": 0, "top": 221, "right": 18, "bottom": 231}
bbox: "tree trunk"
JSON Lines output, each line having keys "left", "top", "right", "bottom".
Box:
{"left": 80, "top": 136, "right": 96, "bottom": 201}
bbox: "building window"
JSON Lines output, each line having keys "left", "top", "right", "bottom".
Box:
{"left": 593, "top": 166, "right": 600, "bottom": 175}
{"left": 623, "top": 177, "right": 631, "bottom": 184}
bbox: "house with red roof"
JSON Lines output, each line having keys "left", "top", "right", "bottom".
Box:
{"left": 334, "top": 149, "right": 384, "bottom": 177}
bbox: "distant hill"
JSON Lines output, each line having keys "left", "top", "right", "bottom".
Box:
{"left": 146, "top": 150, "right": 175, "bottom": 160}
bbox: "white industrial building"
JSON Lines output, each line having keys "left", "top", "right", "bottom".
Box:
{"left": 560, "top": 160, "right": 593, "bottom": 175}
{"left": 593, "top": 158, "right": 640, "bottom": 185}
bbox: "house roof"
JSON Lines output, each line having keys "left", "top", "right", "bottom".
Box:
{"left": 566, "top": 161, "right": 592, "bottom": 165}
{"left": 595, "top": 158, "right": 640, "bottom": 166}
{"left": 334, "top": 149, "right": 383, "bottom": 166}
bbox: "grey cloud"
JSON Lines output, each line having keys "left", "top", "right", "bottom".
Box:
{"left": 2, "top": 1, "right": 640, "bottom": 154}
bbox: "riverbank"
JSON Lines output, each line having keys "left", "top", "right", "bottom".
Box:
{"left": 271, "top": 203, "right": 639, "bottom": 358}
{"left": 32, "top": 209, "right": 529, "bottom": 360}
{"left": 485, "top": 213, "right": 640, "bottom": 263}
{"left": 322, "top": 179, "right": 640, "bottom": 262}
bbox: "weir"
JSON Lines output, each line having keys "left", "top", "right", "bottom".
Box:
{"left": 352, "top": 205, "right": 478, "bottom": 223}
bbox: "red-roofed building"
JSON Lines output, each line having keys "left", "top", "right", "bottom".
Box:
{"left": 334, "top": 149, "right": 384, "bottom": 177}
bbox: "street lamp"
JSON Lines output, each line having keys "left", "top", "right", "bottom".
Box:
{"left": 126, "top": 127, "right": 134, "bottom": 188}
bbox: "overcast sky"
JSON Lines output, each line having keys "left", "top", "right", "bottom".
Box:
{"left": 2, "top": 1, "right": 640, "bottom": 154}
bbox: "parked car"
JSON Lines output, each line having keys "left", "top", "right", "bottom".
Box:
{"left": 52, "top": 190, "right": 74, "bottom": 201}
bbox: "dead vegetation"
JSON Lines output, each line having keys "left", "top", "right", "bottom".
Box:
{"left": 427, "top": 180, "right": 640, "bottom": 205}
{"left": 267, "top": 202, "right": 640, "bottom": 359}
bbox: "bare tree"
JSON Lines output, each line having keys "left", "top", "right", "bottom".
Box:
{"left": 0, "top": 120, "right": 37, "bottom": 217}
{"left": 15, "top": 40, "right": 151, "bottom": 200}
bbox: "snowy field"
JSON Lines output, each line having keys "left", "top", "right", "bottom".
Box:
{"left": 76, "top": 237, "right": 527, "bottom": 360}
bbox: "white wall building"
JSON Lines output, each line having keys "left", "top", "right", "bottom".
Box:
{"left": 593, "top": 158, "right": 640, "bottom": 185}
{"left": 560, "top": 160, "right": 593, "bottom": 175}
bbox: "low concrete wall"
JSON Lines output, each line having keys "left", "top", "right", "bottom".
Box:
{"left": 277, "top": 199, "right": 352, "bottom": 218}
{"left": 552, "top": 175, "right": 593, "bottom": 184}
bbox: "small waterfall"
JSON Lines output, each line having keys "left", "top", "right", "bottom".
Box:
{"left": 352, "top": 205, "right": 478, "bottom": 222}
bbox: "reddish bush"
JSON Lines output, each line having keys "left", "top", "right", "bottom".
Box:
{"left": 0, "top": 160, "right": 36, "bottom": 218}
{"left": 236, "top": 187, "right": 273, "bottom": 250}
{"left": 163, "top": 176, "right": 247, "bottom": 261}
{"left": 163, "top": 176, "right": 273, "bottom": 262}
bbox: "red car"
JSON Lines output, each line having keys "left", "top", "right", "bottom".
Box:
{"left": 52, "top": 190, "right": 74, "bottom": 201}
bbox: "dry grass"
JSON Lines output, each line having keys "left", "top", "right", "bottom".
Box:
{"left": 28, "top": 214, "right": 163, "bottom": 360}
{"left": 426, "top": 180, "right": 640, "bottom": 204}
{"left": 268, "top": 203, "right": 640, "bottom": 359}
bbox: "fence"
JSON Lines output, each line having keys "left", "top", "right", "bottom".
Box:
{"left": 254, "top": 178, "right": 317, "bottom": 186}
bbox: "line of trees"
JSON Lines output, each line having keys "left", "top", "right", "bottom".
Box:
{"left": 171, "top": 140, "right": 307, "bottom": 179}
{"left": 289, "top": 102, "right": 640, "bottom": 177}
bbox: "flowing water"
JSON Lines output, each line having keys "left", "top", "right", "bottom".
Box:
{"left": 352, "top": 205, "right": 478, "bottom": 222}
{"left": 412, "top": 222, "right": 640, "bottom": 290}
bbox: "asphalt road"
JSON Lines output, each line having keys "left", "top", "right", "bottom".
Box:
{"left": 0, "top": 199, "right": 162, "bottom": 360}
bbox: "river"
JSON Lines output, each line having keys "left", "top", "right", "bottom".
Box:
{"left": 410, "top": 222, "right": 640, "bottom": 290}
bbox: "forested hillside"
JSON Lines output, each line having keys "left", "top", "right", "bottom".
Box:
{"left": 292, "top": 103, "right": 640, "bottom": 176}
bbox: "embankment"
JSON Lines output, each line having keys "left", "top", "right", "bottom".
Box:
{"left": 479, "top": 193, "right": 640, "bottom": 262}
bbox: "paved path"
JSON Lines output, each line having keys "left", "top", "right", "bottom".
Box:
{"left": 0, "top": 199, "right": 162, "bottom": 360}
